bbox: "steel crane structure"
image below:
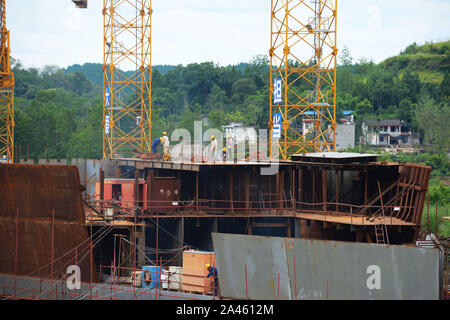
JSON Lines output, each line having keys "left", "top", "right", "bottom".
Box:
{"left": 73, "top": 0, "right": 153, "bottom": 159}
{"left": 102, "top": 0, "right": 153, "bottom": 159}
{"left": 0, "top": 0, "right": 14, "bottom": 163}
{"left": 269, "top": 0, "right": 337, "bottom": 159}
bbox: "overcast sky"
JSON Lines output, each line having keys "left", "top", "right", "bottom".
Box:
{"left": 7, "top": 0, "right": 450, "bottom": 70}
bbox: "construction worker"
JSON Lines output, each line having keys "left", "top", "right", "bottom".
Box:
{"left": 161, "top": 131, "right": 170, "bottom": 160}
{"left": 222, "top": 147, "right": 227, "bottom": 161}
{"left": 205, "top": 264, "right": 219, "bottom": 297}
{"left": 209, "top": 135, "right": 217, "bottom": 161}
{"left": 151, "top": 137, "right": 163, "bottom": 153}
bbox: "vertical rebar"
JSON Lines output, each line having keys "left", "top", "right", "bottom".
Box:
{"left": 196, "top": 171, "right": 199, "bottom": 214}
{"left": 377, "top": 181, "right": 389, "bottom": 245}
{"left": 14, "top": 207, "right": 18, "bottom": 298}
{"left": 90, "top": 207, "right": 93, "bottom": 300}
{"left": 51, "top": 209, "right": 55, "bottom": 299}
{"left": 427, "top": 191, "right": 429, "bottom": 233}
{"left": 113, "top": 234, "right": 117, "bottom": 300}
{"left": 159, "top": 256, "right": 162, "bottom": 301}
{"left": 435, "top": 202, "right": 438, "bottom": 235}
{"left": 134, "top": 207, "right": 137, "bottom": 300}
{"left": 156, "top": 213, "right": 159, "bottom": 277}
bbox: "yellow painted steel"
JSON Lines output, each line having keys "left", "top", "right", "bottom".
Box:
{"left": 269, "top": 0, "right": 337, "bottom": 159}
{"left": 0, "top": 0, "right": 14, "bottom": 163}
{"left": 103, "top": 0, "right": 152, "bottom": 159}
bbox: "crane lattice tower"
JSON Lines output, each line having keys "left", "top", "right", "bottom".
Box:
{"left": 103, "top": 0, "right": 152, "bottom": 159}
{"left": 0, "top": 0, "right": 14, "bottom": 163}
{"left": 269, "top": 0, "right": 337, "bottom": 159}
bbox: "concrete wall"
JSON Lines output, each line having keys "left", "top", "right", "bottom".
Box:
{"left": 212, "top": 233, "right": 441, "bottom": 300}
{"left": 335, "top": 123, "right": 355, "bottom": 150}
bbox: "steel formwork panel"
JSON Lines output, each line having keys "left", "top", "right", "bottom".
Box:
{"left": 212, "top": 233, "right": 440, "bottom": 300}
{"left": 0, "top": 164, "right": 94, "bottom": 282}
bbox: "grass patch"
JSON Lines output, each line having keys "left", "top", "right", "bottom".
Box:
{"left": 421, "top": 203, "right": 450, "bottom": 237}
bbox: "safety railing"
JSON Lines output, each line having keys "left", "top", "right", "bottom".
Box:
{"left": 84, "top": 198, "right": 419, "bottom": 225}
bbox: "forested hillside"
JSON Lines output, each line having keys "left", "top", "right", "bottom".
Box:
{"left": 12, "top": 41, "right": 450, "bottom": 161}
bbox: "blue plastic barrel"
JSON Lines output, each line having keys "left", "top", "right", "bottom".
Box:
{"left": 142, "top": 266, "right": 162, "bottom": 289}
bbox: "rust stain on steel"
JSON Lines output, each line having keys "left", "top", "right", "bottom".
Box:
{"left": 0, "top": 164, "right": 94, "bottom": 282}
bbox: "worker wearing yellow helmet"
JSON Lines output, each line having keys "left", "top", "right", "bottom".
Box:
{"left": 161, "top": 131, "right": 170, "bottom": 159}
{"left": 209, "top": 135, "right": 217, "bottom": 162}
{"left": 205, "top": 264, "right": 219, "bottom": 297}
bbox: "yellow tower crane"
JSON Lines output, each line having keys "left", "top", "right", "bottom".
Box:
{"left": 269, "top": 0, "right": 337, "bottom": 159}
{"left": 0, "top": 0, "right": 14, "bottom": 163}
{"left": 73, "top": 0, "right": 153, "bottom": 159}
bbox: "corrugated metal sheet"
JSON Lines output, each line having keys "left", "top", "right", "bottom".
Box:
{"left": 0, "top": 164, "right": 94, "bottom": 282}
{"left": 212, "top": 233, "right": 440, "bottom": 300}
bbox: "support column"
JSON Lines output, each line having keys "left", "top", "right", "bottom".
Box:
{"left": 176, "top": 217, "right": 184, "bottom": 266}
{"left": 312, "top": 168, "right": 316, "bottom": 204}
{"left": 335, "top": 170, "right": 339, "bottom": 212}
{"left": 99, "top": 167, "right": 104, "bottom": 215}
{"left": 364, "top": 169, "right": 368, "bottom": 216}
{"left": 209, "top": 217, "right": 218, "bottom": 251}
{"left": 286, "top": 218, "right": 291, "bottom": 238}
{"left": 146, "top": 169, "right": 153, "bottom": 213}
{"left": 137, "top": 226, "right": 146, "bottom": 267}
{"left": 291, "top": 168, "right": 296, "bottom": 209}
{"left": 244, "top": 171, "right": 250, "bottom": 211}
{"left": 196, "top": 171, "right": 199, "bottom": 215}
{"left": 298, "top": 168, "right": 303, "bottom": 210}
{"left": 229, "top": 171, "right": 234, "bottom": 214}
{"left": 211, "top": 173, "right": 216, "bottom": 209}
{"left": 322, "top": 169, "right": 327, "bottom": 213}
{"left": 134, "top": 169, "right": 139, "bottom": 208}
{"left": 294, "top": 218, "right": 301, "bottom": 238}
{"left": 280, "top": 170, "right": 285, "bottom": 209}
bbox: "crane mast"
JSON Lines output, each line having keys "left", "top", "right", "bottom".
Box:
{"left": 0, "top": 0, "right": 14, "bottom": 163}
{"left": 269, "top": 0, "right": 337, "bottom": 159}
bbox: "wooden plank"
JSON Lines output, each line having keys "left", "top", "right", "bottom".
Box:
{"left": 294, "top": 212, "right": 418, "bottom": 226}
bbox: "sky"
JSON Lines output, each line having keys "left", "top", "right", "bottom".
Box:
{"left": 7, "top": 0, "right": 450, "bottom": 70}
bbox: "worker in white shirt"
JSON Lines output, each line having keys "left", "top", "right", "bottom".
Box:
{"left": 162, "top": 131, "right": 170, "bottom": 160}
{"left": 209, "top": 136, "right": 217, "bottom": 161}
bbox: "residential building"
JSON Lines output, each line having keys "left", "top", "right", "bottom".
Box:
{"left": 361, "top": 119, "right": 412, "bottom": 146}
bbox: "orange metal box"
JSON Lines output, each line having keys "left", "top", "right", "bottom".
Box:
{"left": 182, "top": 251, "right": 216, "bottom": 295}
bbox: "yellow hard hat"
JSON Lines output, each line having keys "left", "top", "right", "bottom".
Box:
{"left": 205, "top": 264, "right": 210, "bottom": 269}
{"left": 159, "top": 137, "right": 163, "bottom": 141}
{"left": 211, "top": 136, "right": 215, "bottom": 140}
{"left": 223, "top": 147, "right": 227, "bottom": 151}
{"left": 227, "top": 134, "right": 230, "bottom": 138}
{"left": 163, "top": 131, "right": 167, "bottom": 135}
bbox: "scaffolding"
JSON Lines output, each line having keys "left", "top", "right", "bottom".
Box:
{"left": 103, "top": 0, "right": 153, "bottom": 159}
{"left": 0, "top": 0, "right": 14, "bottom": 163}
{"left": 269, "top": 0, "right": 337, "bottom": 159}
